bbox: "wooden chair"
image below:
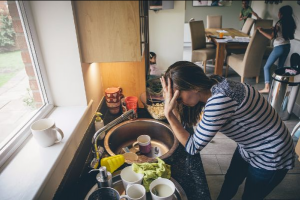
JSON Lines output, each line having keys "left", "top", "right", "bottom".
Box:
{"left": 254, "top": 19, "right": 273, "bottom": 30}
{"left": 226, "top": 30, "right": 269, "bottom": 83}
{"left": 229, "top": 18, "right": 255, "bottom": 55}
{"left": 207, "top": 15, "right": 222, "bottom": 29}
{"left": 254, "top": 19, "right": 274, "bottom": 58}
{"left": 241, "top": 18, "right": 255, "bottom": 35}
{"left": 189, "top": 20, "right": 216, "bottom": 73}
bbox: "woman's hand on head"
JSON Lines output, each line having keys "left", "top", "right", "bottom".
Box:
{"left": 160, "top": 76, "right": 180, "bottom": 119}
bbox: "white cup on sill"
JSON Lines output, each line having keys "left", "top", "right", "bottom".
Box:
{"left": 31, "top": 118, "right": 64, "bottom": 147}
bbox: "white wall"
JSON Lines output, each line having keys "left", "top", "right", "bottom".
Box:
{"left": 149, "top": 1, "right": 185, "bottom": 71}
{"left": 183, "top": 23, "right": 191, "bottom": 44}
{"left": 185, "top": 0, "right": 244, "bottom": 30}
{"left": 29, "top": 1, "right": 87, "bottom": 106}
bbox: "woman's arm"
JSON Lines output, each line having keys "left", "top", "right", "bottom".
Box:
{"left": 160, "top": 77, "right": 238, "bottom": 155}
{"left": 185, "top": 94, "right": 238, "bottom": 155}
{"left": 165, "top": 111, "right": 190, "bottom": 147}
{"left": 252, "top": 11, "right": 261, "bottom": 20}
{"left": 239, "top": 13, "right": 243, "bottom": 21}
{"left": 257, "top": 26, "right": 274, "bottom": 40}
{"left": 160, "top": 77, "right": 190, "bottom": 146}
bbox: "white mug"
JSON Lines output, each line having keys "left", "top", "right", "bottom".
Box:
{"left": 120, "top": 184, "right": 146, "bottom": 200}
{"left": 149, "top": 178, "right": 175, "bottom": 200}
{"left": 120, "top": 166, "right": 144, "bottom": 189}
{"left": 31, "top": 118, "right": 64, "bottom": 147}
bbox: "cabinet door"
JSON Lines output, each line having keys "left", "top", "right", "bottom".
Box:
{"left": 73, "top": 1, "right": 141, "bottom": 63}
{"left": 139, "top": 0, "right": 149, "bottom": 57}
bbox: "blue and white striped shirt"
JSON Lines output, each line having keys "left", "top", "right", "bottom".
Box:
{"left": 185, "top": 77, "right": 295, "bottom": 170}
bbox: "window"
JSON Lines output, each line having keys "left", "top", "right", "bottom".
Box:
{"left": 0, "top": 1, "right": 52, "bottom": 166}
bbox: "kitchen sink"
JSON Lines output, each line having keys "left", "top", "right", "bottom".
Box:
{"left": 104, "top": 118, "right": 179, "bottom": 163}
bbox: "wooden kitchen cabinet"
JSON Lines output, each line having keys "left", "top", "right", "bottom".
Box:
{"left": 73, "top": 1, "right": 143, "bottom": 63}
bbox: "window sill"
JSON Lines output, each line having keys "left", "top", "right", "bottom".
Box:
{"left": 0, "top": 105, "right": 90, "bottom": 199}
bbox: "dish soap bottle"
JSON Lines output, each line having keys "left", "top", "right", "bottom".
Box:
{"left": 89, "top": 166, "right": 112, "bottom": 188}
{"left": 95, "top": 112, "right": 104, "bottom": 139}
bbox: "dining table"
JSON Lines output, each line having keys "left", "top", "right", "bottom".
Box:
{"left": 205, "top": 28, "right": 250, "bottom": 76}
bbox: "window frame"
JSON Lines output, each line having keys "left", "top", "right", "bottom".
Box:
{"left": 0, "top": 1, "right": 54, "bottom": 167}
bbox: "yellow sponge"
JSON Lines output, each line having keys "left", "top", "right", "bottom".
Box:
{"left": 101, "top": 155, "right": 125, "bottom": 173}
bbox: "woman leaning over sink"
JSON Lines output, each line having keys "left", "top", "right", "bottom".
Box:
{"left": 160, "top": 61, "right": 294, "bottom": 200}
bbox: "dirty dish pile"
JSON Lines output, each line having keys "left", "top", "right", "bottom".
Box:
{"left": 86, "top": 172, "right": 187, "bottom": 200}
{"left": 86, "top": 159, "right": 183, "bottom": 200}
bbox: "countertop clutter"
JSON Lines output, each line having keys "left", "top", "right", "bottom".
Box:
{"left": 104, "top": 109, "right": 212, "bottom": 200}
{"left": 54, "top": 101, "right": 211, "bottom": 200}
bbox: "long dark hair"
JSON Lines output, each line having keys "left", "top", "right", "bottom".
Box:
{"left": 164, "top": 61, "right": 216, "bottom": 127}
{"left": 275, "top": 5, "right": 296, "bottom": 40}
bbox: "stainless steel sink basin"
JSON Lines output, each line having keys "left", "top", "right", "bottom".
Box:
{"left": 104, "top": 118, "right": 179, "bottom": 163}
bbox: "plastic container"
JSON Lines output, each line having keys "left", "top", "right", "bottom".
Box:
{"left": 125, "top": 96, "right": 138, "bottom": 111}
{"left": 125, "top": 96, "right": 138, "bottom": 119}
{"left": 89, "top": 166, "right": 112, "bottom": 188}
{"left": 126, "top": 100, "right": 138, "bottom": 112}
{"left": 100, "top": 155, "right": 125, "bottom": 173}
{"left": 125, "top": 96, "right": 138, "bottom": 104}
{"left": 94, "top": 112, "right": 105, "bottom": 139}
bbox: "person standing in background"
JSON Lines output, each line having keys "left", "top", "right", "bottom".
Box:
{"left": 149, "top": 52, "right": 163, "bottom": 76}
{"left": 258, "top": 5, "right": 296, "bottom": 93}
{"left": 239, "top": 1, "right": 261, "bottom": 22}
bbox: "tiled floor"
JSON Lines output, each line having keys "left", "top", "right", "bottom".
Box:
{"left": 183, "top": 47, "right": 300, "bottom": 200}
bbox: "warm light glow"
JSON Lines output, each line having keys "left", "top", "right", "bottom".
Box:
{"left": 88, "top": 63, "right": 101, "bottom": 81}
{"left": 85, "top": 62, "right": 103, "bottom": 95}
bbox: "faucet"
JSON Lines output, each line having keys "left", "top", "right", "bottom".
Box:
{"left": 91, "top": 109, "right": 134, "bottom": 169}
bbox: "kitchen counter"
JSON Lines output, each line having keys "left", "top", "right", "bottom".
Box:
{"left": 54, "top": 102, "right": 211, "bottom": 200}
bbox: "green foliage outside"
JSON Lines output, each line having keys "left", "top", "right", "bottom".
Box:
{"left": 23, "top": 88, "right": 35, "bottom": 108}
{"left": 0, "top": 51, "right": 24, "bottom": 87}
{"left": 0, "top": 13, "right": 16, "bottom": 47}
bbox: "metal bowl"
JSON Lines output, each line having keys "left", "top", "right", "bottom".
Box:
{"left": 104, "top": 119, "right": 179, "bottom": 163}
